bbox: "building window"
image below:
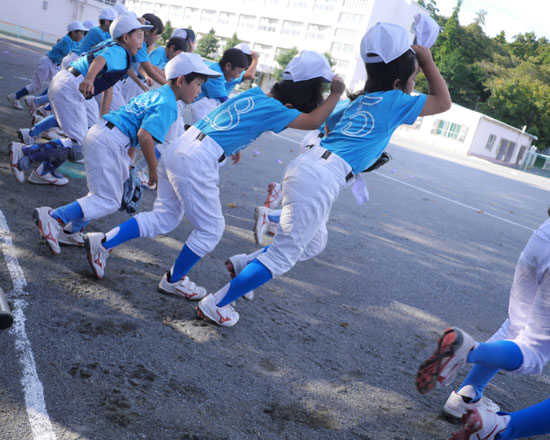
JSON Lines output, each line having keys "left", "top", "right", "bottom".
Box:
{"left": 265, "top": 0, "right": 280, "bottom": 4}
{"left": 289, "top": 0, "right": 309, "bottom": 7}
{"left": 154, "top": 3, "right": 168, "bottom": 16}
{"left": 334, "top": 58, "right": 350, "bottom": 69}
{"left": 307, "top": 24, "right": 330, "bottom": 40}
{"left": 496, "top": 139, "right": 517, "bottom": 162}
{"left": 201, "top": 9, "right": 217, "bottom": 23}
{"left": 339, "top": 12, "right": 363, "bottom": 23}
{"left": 168, "top": 4, "right": 183, "bottom": 18}
{"left": 253, "top": 43, "right": 274, "bottom": 59}
{"left": 259, "top": 17, "right": 279, "bottom": 32}
{"left": 334, "top": 28, "right": 358, "bottom": 40}
{"left": 343, "top": 0, "right": 369, "bottom": 7}
{"left": 281, "top": 20, "right": 303, "bottom": 36}
{"left": 413, "top": 117, "right": 423, "bottom": 130}
{"left": 218, "top": 12, "right": 237, "bottom": 26}
{"left": 184, "top": 7, "right": 200, "bottom": 23}
{"left": 238, "top": 14, "right": 256, "bottom": 29}
{"left": 314, "top": 0, "right": 337, "bottom": 11}
{"left": 431, "top": 120, "right": 467, "bottom": 141}
{"left": 516, "top": 145, "right": 528, "bottom": 165}
{"left": 331, "top": 42, "right": 354, "bottom": 53}
{"left": 485, "top": 134, "right": 497, "bottom": 151}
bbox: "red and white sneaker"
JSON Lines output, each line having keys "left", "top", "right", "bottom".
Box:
{"left": 254, "top": 206, "right": 270, "bottom": 246}
{"left": 23, "top": 95, "right": 36, "bottom": 115}
{"left": 9, "top": 142, "right": 25, "bottom": 183}
{"left": 225, "top": 254, "right": 254, "bottom": 300}
{"left": 450, "top": 409, "right": 510, "bottom": 440}
{"left": 58, "top": 229, "right": 85, "bottom": 247}
{"left": 18, "top": 128, "right": 35, "bottom": 145}
{"left": 7, "top": 93, "right": 23, "bottom": 110}
{"left": 265, "top": 182, "right": 282, "bottom": 208}
{"left": 32, "top": 207, "right": 62, "bottom": 255}
{"left": 158, "top": 272, "right": 207, "bottom": 301}
{"left": 416, "top": 328, "right": 476, "bottom": 394}
{"left": 196, "top": 294, "right": 239, "bottom": 327}
{"left": 443, "top": 385, "right": 500, "bottom": 421}
{"left": 84, "top": 232, "right": 110, "bottom": 279}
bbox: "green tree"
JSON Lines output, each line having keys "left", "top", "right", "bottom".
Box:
{"left": 417, "top": 0, "right": 440, "bottom": 19}
{"left": 161, "top": 20, "right": 174, "bottom": 45}
{"left": 273, "top": 47, "right": 299, "bottom": 81}
{"left": 223, "top": 32, "right": 242, "bottom": 52}
{"left": 195, "top": 28, "right": 219, "bottom": 59}
{"left": 323, "top": 51, "right": 335, "bottom": 68}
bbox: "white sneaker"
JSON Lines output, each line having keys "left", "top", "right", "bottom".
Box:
{"left": 32, "top": 207, "right": 62, "bottom": 255}
{"left": 31, "top": 114, "right": 44, "bottom": 126}
{"left": 9, "top": 142, "right": 25, "bottom": 183}
{"left": 23, "top": 95, "right": 36, "bottom": 115}
{"left": 84, "top": 232, "right": 110, "bottom": 279}
{"left": 28, "top": 169, "right": 69, "bottom": 186}
{"left": 157, "top": 272, "right": 207, "bottom": 301}
{"left": 58, "top": 229, "right": 85, "bottom": 247}
{"left": 266, "top": 221, "right": 277, "bottom": 236}
{"left": 416, "top": 328, "right": 476, "bottom": 395}
{"left": 18, "top": 128, "right": 35, "bottom": 145}
{"left": 265, "top": 182, "right": 282, "bottom": 208}
{"left": 443, "top": 385, "right": 500, "bottom": 420}
{"left": 7, "top": 93, "right": 23, "bottom": 110}
{"left": 42, "top": 127, "right": 64, "bottom": 140}
{"left": 450, "top": 408, "right": 510, "bottom": 440}
{"left": 196, "top": 294, "right": 239, "bottom": 327}
{"left": 254, "top": 206, "right": 270, "bottom": 246}
{"left": 225, "top": 254, "right": 254, "bottom": 300}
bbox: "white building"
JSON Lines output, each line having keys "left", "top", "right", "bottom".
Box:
{"left": 395, "top": 101, "right": 537, "bottom": 167}
{"left": 126, "top": 0, "right": 427, "bottom": 87}
{"left": 3, "top": 0, "right": 118, "bottom": 44}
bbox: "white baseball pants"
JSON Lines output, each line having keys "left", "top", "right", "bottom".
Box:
{"left": 135, "top": 126, "right": 226, "bottom": 257}
{"left": 189, "top": 97, "right": 218, "bottom": 125}
{"left": 77, "top": 119, "right": 131, "bottom": 221}
{"left": 488, "top": 219, "right": 550, "bottom": 374}
{"left": 25, "top": 56, "right": 59, "bottom": 94}
{"left": 257, "top": 145, "right": 350, "bottom": 277}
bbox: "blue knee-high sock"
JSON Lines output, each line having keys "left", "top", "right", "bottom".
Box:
{"left": 496, "top": 397, "right": 550, "bottom": 440}
{"left": 216, "top": 259, "right": 273, "bottom": 307}
{"left": 39, "top": 88, "right": 48, "bottom": 96}
{"left": 15, "top": 87, "right": 28, "bottom": 100}
{"left": 458, "top": 364, "right": 500, "bottom": 401}
{"left": 268, "top": 213, "right": 280, "bottom": 223}
{"left": 29, "top": 114, "right": 58, "bottom": 137}
{"left": 170, "top": 245, "right": 201, "bottom": 281}
{"left": 34, "top": 94, "right": 50, "bottom": 105}
{"left": 467, "top": 341, "right": 523, "bottom": 371}
{"left": 51, "top": 202, "right": 83, "bottom": 225}
{"left": 103, "top": 218, "right": 140, "bottom": 250}
{"left": 44, "top": 103, "right": 51, "bottom": 111}
{"left": 64, "top": 219, "right": 89, "bottom": 232}
{"left": 21, "top": 139, "right": 69, "bottom": 168}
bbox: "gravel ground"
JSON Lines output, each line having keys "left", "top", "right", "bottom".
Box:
{"left": 0, "top": 35, "right": 549, "bottom": 440}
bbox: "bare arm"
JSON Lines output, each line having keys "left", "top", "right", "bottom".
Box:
{"left": 413, "top": 45, "right": 451, "bottom": 116}
{"left": 242, "top": 52, "right": 259, "bottom": 81}
{"left": 99, "top": 87, "right": 113, "bottom": 116}
{"left": 141, "top": 61, "right": 167, "bottom": 85}
{"left": 137, "top": 128, "right": 158, "bottom": 188}
{"left": 79, "top": 55, "right": 107, "bottom": 98}
{"left": 288, "top": 77, "right": 346, "bottom": 130}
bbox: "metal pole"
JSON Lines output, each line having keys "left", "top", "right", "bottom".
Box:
{"left": 0, "top": 287, "right": 14, "bottom": 330}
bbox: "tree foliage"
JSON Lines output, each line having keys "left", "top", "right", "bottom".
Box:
{"left": 161, "top": 20, "right": 173, "bottom": 45}
{"left": 195, "top": 28, "right": 219, "bottom": 59}
{"left": 414, "top": 0, "right": 550, "bottom": 149}
{"left": 273, "top": 47, "right": 299, "bottom": 81}
{"left": 223, "top": 33, "right": 242, "bottom": 52}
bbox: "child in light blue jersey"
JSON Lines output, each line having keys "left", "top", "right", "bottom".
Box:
{"left": 7, "top": 21, "right": 88, "bottom": 109}
{"left": 194, "top": 22, "right": 452, "bottom": 327}
{"left": 149, "top": 36, "right": 189, "bottom": 70}
{"left": 30, "top": 53, "right": 220, "bottom": 255}
{"left": 83, "top": 51, "right": 344, "bottom": 307}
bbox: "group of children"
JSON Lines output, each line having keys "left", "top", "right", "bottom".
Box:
{"left": 4, "top": 7, "right": 549, "bottom": 439}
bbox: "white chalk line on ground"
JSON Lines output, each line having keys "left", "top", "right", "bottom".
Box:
{"left": 271, "top": 133, "right": 534, "bottom": 232}
{"left": 0, "top": 210, "right": 56, "bottom": 440}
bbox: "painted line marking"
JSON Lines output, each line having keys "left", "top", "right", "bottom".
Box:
{"left": 269, "top": 133, "right": 534, "bottom": 232}
{"left": 0, "top": 210, "right": 56, "bottom": 440}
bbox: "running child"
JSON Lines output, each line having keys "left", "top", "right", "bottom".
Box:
{"left": 30, "top": 53, "right": 220, "bottom": 253}
{"left": 197, "top": 22, "right": 451, "bottom": 327}
{"left": 83, "top": 51, "right": 344, "bottom": 303}
{"left": 7, "top": 20, "right": 88, "bottom": 109}
{"left": 416, "top": 211, "right": 550, "bottom": 440}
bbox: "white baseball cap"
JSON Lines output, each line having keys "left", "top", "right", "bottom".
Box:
{"left": 282, "top": 50, "right": 334, "bottom": 83}
{"left": 234, "top": 43, "right": 251, "bottom": 55}
{"left": 83, "top": 20, "right": 96, "bottom": 30}
{"left": 67, "top": 20, "right": 88, "bottom": 33}
{"left": 413, "top": 13, "right": 440, "bottom": 48}
{"left": 109, "top": 13, "right": 152, "bottom": 39}
{"left": 165, "top": 53, "right": 222, "bottom": 80}
{"left": 113, "top": 4, "right": 128, "bottom": 15}
{"left": 360, "top": 22, "right": 411, "bottom": 64}
{"left": 99, "top": 7, "right": 117, "bottom": 21}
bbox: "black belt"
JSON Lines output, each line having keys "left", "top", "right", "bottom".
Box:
{"left": 318, "top": 132, "right": 324, "bottom": 138}
{"left": 106, "top": 121, "right": 115, "bottom": 129}
{"left": 195, "top": 131, "right": 225, "bottom": 163}
{"left": 67, "top": 66, "right": 81, "bottom": 77}
{"left": 320, "top": 150, "right": 354, "bottom": 182}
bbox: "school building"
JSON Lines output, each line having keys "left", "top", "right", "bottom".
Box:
{"left": 394, "top": 100, "right": 538, "bottom": 168}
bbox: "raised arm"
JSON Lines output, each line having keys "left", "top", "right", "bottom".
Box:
{"left": 413, "top": 45, "right": 451, "bottom": 116}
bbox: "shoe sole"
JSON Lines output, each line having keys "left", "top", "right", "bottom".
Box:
{"left": 225, "top": 260, "right": 236, "bottom": 278}
{"left": 416, "top": 328, "right": 462, "bottom": 395}
{"left": 9, "top": 144, "right": 25, "bottom": 184}
{"left": 441, "top": 409, "right": 462, "bottom": 424}
{"left": 84, "top": 236, "right": 102, "bottom": 280}
{"left": 32, "top": 209, "right": 60, "bottom": 255}
{"left": 157, "top": 286, "right": 202, "bottom": 300}
{"left": 449, "top": 410, "right": 484, "bottom": 440}
{"left": 7, "top": 96, "right": 22, "bottom": 110}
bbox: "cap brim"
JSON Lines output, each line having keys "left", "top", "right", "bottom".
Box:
{"left": 197, "top": 67, "right": 222, "bottom": 78}
{"left": 138, "top": 24, "right": 153, "bottom": 32}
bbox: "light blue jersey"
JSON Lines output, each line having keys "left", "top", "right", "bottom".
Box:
{"left": 70, "top": 43, "right": 128, "bottom": 76}
{"left": 134, "top": 42, "right": 150, "bottom": 64}
{"left": 195, "top": 87, "right": 301, "bottom": 156}
{"left": 104, "top": 84, "right": 178, "bottom": 147}
{"left": 149, "top": 47, "right": 168, "bottom": 69}
{"left": 196, "top": 62, "right": 226, "bottom": 101}
{"left": 225, "top": 71, "right": 245, "bottom": 94}
{"left": 74, "top": 27, "right": 110, "bottom": 55}
{"left": 322, "top": 99, "right": 351, "bottom": 133}
{"left": 321, "top": 90, "right": 426, "bottom": 174}
{"left": 47, "top": 34, "right": 76, "bottom": 65}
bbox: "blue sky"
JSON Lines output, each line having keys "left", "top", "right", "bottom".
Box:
{"left": 434, "top": 0, "right": 550, "bottom": 40}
